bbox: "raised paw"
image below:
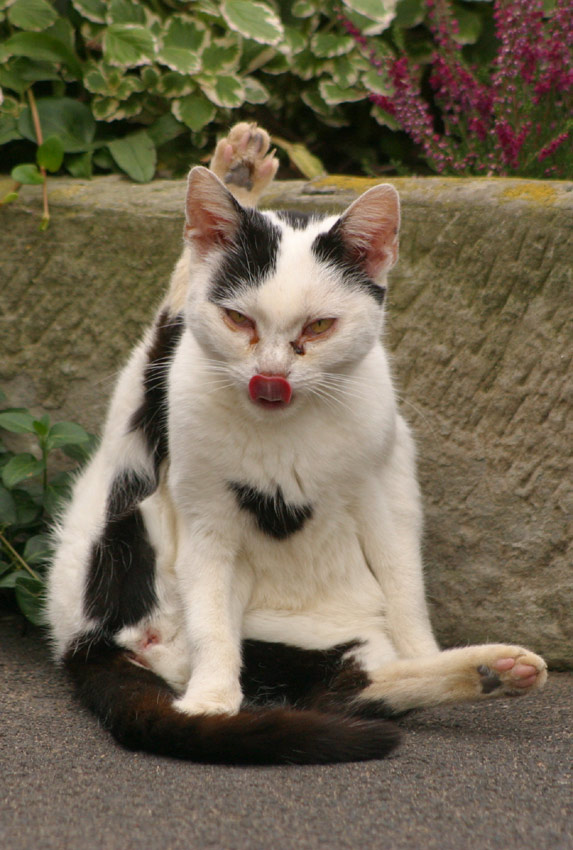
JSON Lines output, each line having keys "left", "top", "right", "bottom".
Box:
{"left": 210, "top": 122, "right": 279, "bottom": 206}
{"left": 474, "top": 646, "right": 547, "bottom": 698}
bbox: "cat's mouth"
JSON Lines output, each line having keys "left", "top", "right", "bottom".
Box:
{"left": 249, "top": 375, "right": 292, "bottom": 409}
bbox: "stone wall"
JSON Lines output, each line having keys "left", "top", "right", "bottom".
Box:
{"left": 1, "top": 175, "right": 571, "bottom": 667}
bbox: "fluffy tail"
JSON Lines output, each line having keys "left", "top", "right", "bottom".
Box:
{"left": 64, "top": 637, "right": 400, "bottom": 765}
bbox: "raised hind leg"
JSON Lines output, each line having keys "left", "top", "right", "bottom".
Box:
{"left": 210, "top": 122, "right": 279, "bottom": 207}
{"left": 355, "top": 644, "right": 547, "bottom": 715}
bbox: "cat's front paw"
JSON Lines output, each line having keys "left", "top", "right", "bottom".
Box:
{"left": 210, "top": 122, "right": 278, "bottom": 204}
{"left": 173, "top": 681, "right": 243, "bottom": 717}
{"left": 470, "top": 645, "right": 547, "bottom": 698}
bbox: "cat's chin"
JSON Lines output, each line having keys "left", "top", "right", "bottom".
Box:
{"left": 250, "top": 398, "right": 290, "bottom": 412}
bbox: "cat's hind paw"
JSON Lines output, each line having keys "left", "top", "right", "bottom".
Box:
{"left": 474, "top": 647, "right": 548, "bottom": 697}
{"left": 210, "top": 122, "right": 278, "bottom": 206}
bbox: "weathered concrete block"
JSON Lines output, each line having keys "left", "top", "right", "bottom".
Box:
{"left": 1, "top": 175, "right": 571, "bottom": 666}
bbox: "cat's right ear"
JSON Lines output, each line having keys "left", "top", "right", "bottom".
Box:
{"left": 184, "top": 166, "right": 242, "bottom": 257}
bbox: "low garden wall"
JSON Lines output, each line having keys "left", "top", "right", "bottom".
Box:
{"left": 1, "top": 175, "right": 571, "bottom": 667}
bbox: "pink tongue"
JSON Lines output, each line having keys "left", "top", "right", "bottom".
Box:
{"left": 249, "top": 375, "right": 292, "bottom": 405}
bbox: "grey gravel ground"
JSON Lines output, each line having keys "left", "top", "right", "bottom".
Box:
{"left": 1, "top": 609, "right": 572, "bottom": 850}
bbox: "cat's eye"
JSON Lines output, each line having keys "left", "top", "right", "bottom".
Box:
{"left": 224, "top": 309, "right": 254, "bottom": 330}
{"left": 304, "top": 318, "right": 336, "bottom": 337}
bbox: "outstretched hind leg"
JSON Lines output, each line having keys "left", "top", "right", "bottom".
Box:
{"left": 354, "top": 644, "right": 547, "bottom": 715}
{"left": 210, "top": 122, "right": 279, "bottom": 207}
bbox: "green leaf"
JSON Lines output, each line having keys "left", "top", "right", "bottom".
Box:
{"left": 60, "top": 433, "right": 97, "bottom": 464}
{"left": 0, "top": 57, "right": 60, "bottom": 94}
{"left": 2, "top": 454, "right": 45, "bottom": 488}
{"left": 7, "top": 0, "right": 58, "bottom": 32}
{"left": 242, "top": 76, "right": 270, "bottom": 104}
{"left": 32, "top": 414, "right": 50, "bottom": 438}
{"left": 452, "top": 2, "right": 483, "bottom": 44}
{"left": 0, "top": 410, "right": 37, "bottom": 433}
{"left": 342, "top": 0, "right": 397, "bottom": 23}
{"left": 199, "top": 75, "right": 245, "bottom": 108}
{"left": 172, "top": 93, "right": 216, "bottom": 132}
{"left": 292, "top": 0, "right": 315, "bottom": 17}
{"left": 103, "top": 24, "right": 156, "bottom": 68}
{"left": 0, "top": 485, "right": 17, "bottom": 525}
{"left": 0, "top": 570, "right": 18, "bottom": 590}
{"left": 65, "top": 150, "right": 93, "bottom": 178}
{"left": 311, "top": 33, "right": 354, "bottom": 59}
{"left": 15, "top": 573, "right": 45, "bottom": 626}
{"left": 154, "top": 71, "right": 194, "bottom": 97}
{"left": 272, "top": 136, "right": 325, "bottom": 179}
{"left": 37, "top": 135, "right": 64, "bottom": 172}
{"left": 201, "top": 38, "right": 241, "bottom": 74}
{"left": 108, "top": 0, "right": 146, "bottom": 25}
{"left": 11, "top": 163, "right": 44, "bottom": 184}
{"left": 160, "top": 15, "right": 208, "bottom": 52}
{"left": 46, "top": 421, "right": 91, "bottom": 451}
{"left": 11, "top": 488, "right": 42, "bottom": 526}
{"left": 146, "top": 113, "right": 186, "bottom": 147}
{"left": 221, "top": 0, "right": 284, "bottom": 46}
{"left": 23, "top": 533, "right": 52, "bottom": 565}
{"left": 319, "top": 79, "right": 365, "bottom": 105}
{"left": 2, "top": 32, "right": 82, "bottom": 77}
{"left": 156, "top": 46, "right": 201, "bottom": 75}
{"left": 18, "top": 97, "right": 95, "bottom": 152}
{"left": 108, "top": 130, "right": 157, "bottom": 182}
{"left": 395, "top": 0, "right": 426, "bottom": 28}
{"left": 71, "top": 0, "right": 106, "bottom": 23}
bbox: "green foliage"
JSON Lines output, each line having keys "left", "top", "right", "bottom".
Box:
{"left": 1, "top": 0, "right": 565, "bottom": 203}
{"left": 0, "top": 391, "right": 96, "bottom": 625}
{"left": 0, "top": 0, "right": 442, "bottom": 189}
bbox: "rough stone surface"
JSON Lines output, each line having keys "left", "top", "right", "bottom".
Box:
{"left": 1, "top": 175, "right": 571, "bottom": 666}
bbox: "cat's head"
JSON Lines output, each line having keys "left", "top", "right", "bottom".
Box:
{"left": 182, "top": 166, "right": 400, "bottom": 416}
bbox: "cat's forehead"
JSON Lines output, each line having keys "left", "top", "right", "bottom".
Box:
{"left": 229, "top": 214, "right": 346, "bottom": 322}
{"left": 208, "top": 209, "right": 340, "bottom": 314}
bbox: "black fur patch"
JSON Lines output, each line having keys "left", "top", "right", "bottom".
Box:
{"left": 275, "top": 209, "right": 318, "bottom": 230}
{"left": 64, "top": 633, "right": 401, "bottom": 764}
{"left": 209, "top": 208, "right": 280, "bottom": 303}
{"left": 241, "top": 640, "right": 363, "bottom": 707}
{"left": 129, "top": 310, "right": 184, "bottom": 472}
{"left": 229, "top": 482, "right": 313, "bottom": 539}
{"left": 84, "top": 470, "right": 157, "bottom": 631}
{"left": 312, "top": 221, "right": 386, "bottom": 306}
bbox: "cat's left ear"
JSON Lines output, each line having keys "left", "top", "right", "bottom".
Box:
{"left": 184, "top": 166, "right": 242, "bottom": 257}
{"left": 337, "top": 184, "right": 400, "bottom": 281}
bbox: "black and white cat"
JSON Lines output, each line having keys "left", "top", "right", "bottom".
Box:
{"left": 46, "top": 123, "right": 547, "bottom": 764}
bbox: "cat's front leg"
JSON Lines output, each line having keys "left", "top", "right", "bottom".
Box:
{"left": 172, "top": 523, "right": 252, "bottom": 717}
{"left": 356, "top": 421, "right": 440, "bottom": 659}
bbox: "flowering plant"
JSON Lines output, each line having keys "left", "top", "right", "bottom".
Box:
{"left": 342, "top": 0, "right": 572, "bottom": 177}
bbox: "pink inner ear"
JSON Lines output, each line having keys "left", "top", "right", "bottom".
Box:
{"left": 339, "top": 184, "right": 400, "bottom": 280}
{"left": 184, "top": 166, "right": 240, "bottom": 256}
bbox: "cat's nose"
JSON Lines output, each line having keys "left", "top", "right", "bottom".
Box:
{"left": 249, "top": 374, "right": 292, "bottom": 406}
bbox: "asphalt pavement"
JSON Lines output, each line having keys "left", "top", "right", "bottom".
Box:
{"left": 1, "top": 609, "right": 571, "bottom": 850}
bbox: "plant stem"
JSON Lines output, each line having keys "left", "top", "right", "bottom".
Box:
{"left": 0, "top": 531, "right": 41, "bottom": 582}
{"left": 27, "top": 87, "right": 50, "bottom": 229}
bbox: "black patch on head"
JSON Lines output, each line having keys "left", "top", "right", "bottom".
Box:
{"left": 312, "top": 220, "right": 386, "bottom": 306}
{"left": 129, "top": 310, "right": 184, "bottom": 473}
{"left": 229, "top": 482, "right": 313, "bottom": 539}
{"left": 275, "top": 209, "right": 318, "bottom": 230}
{"left": 84, "top": 469, "right": 157, "bottom": 632}
{"left": 209, "top": 208, "right": 280, "bottom": 303}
